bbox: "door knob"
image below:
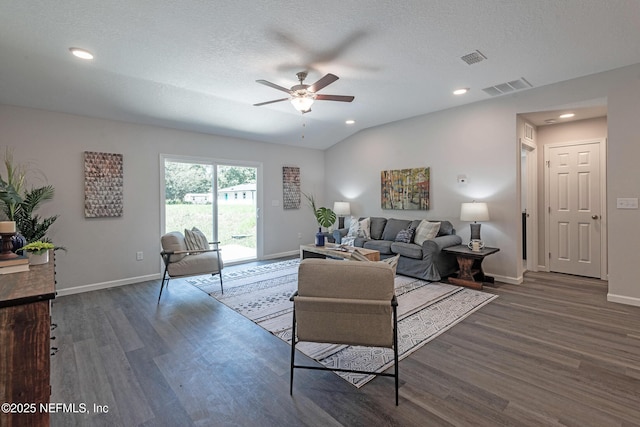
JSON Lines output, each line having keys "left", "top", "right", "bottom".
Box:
{"left": 592, "top": 215, "right": 599, "bottom": 219}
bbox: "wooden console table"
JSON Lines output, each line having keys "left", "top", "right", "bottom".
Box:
{"left": 442, "top": 245, "right": 499, "bottom": 290}
{"left": 0, "top": 253, "right": 56, "bottom": 427}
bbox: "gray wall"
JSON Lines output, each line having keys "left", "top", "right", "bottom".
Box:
{"left": 0, "top": 106, "right": 325, "bottom": 293}
{"left": 325, "top": 63, "right": 640, "bottom": 305}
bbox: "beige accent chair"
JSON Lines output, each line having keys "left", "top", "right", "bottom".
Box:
{"left": 290, "top": 258, "right": 399, "bottom": 405}
{"left": 159, "top": 231, "right": 223, "bottom": 303}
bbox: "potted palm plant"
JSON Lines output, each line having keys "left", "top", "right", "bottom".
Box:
{"left": 303, "top": 192, "right": 336, "bottom": 246}
{"left": 0, "top": 148, "right": 62, "bottom": 252}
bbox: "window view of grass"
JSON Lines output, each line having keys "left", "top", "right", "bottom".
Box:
{"left": 165, "top": 204, "right": 256, "bottom": 248}
{"left": 164, "top": 160, "right": 257, "bottom": 261}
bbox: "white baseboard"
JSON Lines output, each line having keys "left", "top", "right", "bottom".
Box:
{"left": 56, "top": 273, "right": 162, "bottom": 297}
{"left": 488, "top": 273, "right": 523, "bottom": 285}
{"left": 607, "top": 293, "right": 640, "bottom": 307}
{"left": 261, "top": 250, "right": 299, "bottom": 260}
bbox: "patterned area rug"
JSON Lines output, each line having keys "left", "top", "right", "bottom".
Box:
{"left": 188, "top": 258, "right": 498, "bottom": 387}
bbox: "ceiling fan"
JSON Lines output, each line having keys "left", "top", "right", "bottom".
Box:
{"left": 253, "top": 71, "right": 354, "bottom": 114}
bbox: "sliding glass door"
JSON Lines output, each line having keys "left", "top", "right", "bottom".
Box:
{"left": 162, "top": 156, "right": 259, "bottom": 263}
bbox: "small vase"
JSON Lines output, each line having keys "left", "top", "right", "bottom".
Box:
{"left": 28, "top": 251, "right": 49, "bottom": 265}
{"left": 315, "top": 228, "right": 325, "bottom": 246}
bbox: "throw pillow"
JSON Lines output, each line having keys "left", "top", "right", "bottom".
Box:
{"left": 414, "top": 220, "right": 441, "bottom": 246}
{"left": 347, "top": 216, "right": 360, "bottom": 237}
{"left": 395, "top": 227, "right": 415, "bottom": 243}
{"left": 341, "top": 236, "right": 356, "bottom": 247}
{"left": 184, "top": 227, "right": 210, "bottom": 251}
{"left": 358, "top": 217, "right": 371, "bottom": 239}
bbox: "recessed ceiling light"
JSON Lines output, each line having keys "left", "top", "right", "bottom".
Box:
{"left": 559, "top": 113, "right": 575, "bottom": 119}
{"left": 69, "top": 47, "right": 94, "bottom": 60}
{"left": 453, "top": 88, "right": 469, "bottom": 95}
{"left": 345, "top": 120, "right": 355, "bottom": 125}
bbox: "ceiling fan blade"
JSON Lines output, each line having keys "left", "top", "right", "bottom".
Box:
{"left": 315, "top": 94, "right": 354, "bottom": 102}
{"left": 256, "top": 79, "right": 292, "bottom": 94}
{"left": 253, "top": 98, "right": 289, "bottom": 106}
{"left": 308, "top": 73, "right": 339, "bottom": 93}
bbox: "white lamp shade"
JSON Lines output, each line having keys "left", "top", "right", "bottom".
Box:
{"left": 333, "top": 201, "right": 351, "bottom": 216}
{"left": 460, "top": 202, "right": 489, "bottom": 222}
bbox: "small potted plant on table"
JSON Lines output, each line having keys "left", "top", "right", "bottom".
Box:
{"left": 303, "top": 192, "right": 336, "bottom": 246}
{"left": 21, "top": 241, "right": 55, "bottom": 265}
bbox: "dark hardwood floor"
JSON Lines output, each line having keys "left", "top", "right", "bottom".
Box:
{"left": 50, "top": 262, "right": 640, "bottom": 426}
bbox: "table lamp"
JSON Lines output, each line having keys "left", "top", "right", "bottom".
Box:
{"left": 333, "top": 201, "right": 351, "bottom": 229}
{"left": 460, "top": 202, "right": 489, "bottom": 249}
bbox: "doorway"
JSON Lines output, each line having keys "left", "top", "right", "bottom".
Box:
{"left": 544, "top": 139, "right": 606, "bottom": 279}
{"left": 161, "top": 156, "right": 261, "bottom": 264}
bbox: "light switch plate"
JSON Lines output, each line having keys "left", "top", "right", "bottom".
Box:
{"left": 616, "top": 198, "right": 638, "bottom": 209}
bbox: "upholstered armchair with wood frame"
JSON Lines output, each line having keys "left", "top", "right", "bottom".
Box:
{"left": 290, "top": 258, "right": 399, "bottom": 405}
{"left": 159, "top": 230, "right": 224, "bottom": 303}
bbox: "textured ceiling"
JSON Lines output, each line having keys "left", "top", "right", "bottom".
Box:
{"left": 1, "top": 1, "right": 638, "bottom": 149}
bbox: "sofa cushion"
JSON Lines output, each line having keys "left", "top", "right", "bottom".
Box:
{"left": 363, "top": 239, "right": 394, "bottom": 255}
{"left": 414, "top": 220, "right": 440, "bottom": 245}
{"left": 381, "top": 218, "right": 413, "bottom": 241}
{"left": 167, "top": 251, "right": 222, "bottom": 277}
{"left": 391, "top": 242, "right": 423, "bottom": 260}
{"left": 368, "top": 217, "right": 387, "bottom": 240}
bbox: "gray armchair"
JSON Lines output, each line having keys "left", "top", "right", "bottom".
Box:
{"left": 159, "top": 231, "right": 223, "bottom": 303}
{"left": 290, "top": 258, "right": 399, "bottom": 405}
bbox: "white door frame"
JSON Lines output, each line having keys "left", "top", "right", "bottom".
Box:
{"left": 521, "top": 138, "right": 538, "bottom": 273}
{"left": 543, "top": 139, "right": 607, "bottom": 279}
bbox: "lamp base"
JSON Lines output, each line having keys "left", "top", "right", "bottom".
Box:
{"left": 470, "top": 223, "right": 482, "bottom": 241}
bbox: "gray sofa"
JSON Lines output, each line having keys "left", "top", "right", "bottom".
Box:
{"left": 333, "top": 217, "right": 462, "bottom": 281}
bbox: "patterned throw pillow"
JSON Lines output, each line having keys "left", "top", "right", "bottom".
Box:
{"left": 395, "top": 227, "right": 415, "bottom": 243}
{"left": 347, "top": 216, "right": 360, "bottom": 237}
{"left": 414, "top": 221, "right": 441, "bottom": 246}
{"left": 359, "top": 217, "right": 371, "bottom": 238}
{"left": 184, "top": 227, "right": 210, "bottom": 251}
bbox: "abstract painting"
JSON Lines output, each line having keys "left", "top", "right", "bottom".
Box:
{"left": 84, "top": 151, "right": 124, "bottom": 217}
{"left": 282, "top": 166, "right": 300, "bottom": 209}
{"left": 381, "top": 167, "right": 430, "bottom": 210}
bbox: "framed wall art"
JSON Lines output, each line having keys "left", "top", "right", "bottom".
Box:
{"left": 84, "top": 151, "right": 124, "bottom": 218}
{"left": 282, "top": 166, "right": 301, "bottom": 209}
{"left": 381, "top": 167, "right": 430, "bottom": 210}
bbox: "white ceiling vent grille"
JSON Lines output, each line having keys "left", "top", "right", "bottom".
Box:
{"left": 460, "top": 50, "right": 487, "bottom": 65}
{"left": 482, "top": 78, "right": 533, "bottom": 96}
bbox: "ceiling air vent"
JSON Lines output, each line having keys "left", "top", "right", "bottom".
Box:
{"left": 460, "top": 50, "right": 487, "bottom": 65}
{"left": 482, "top": 78, "right": 533, "bottom": 96}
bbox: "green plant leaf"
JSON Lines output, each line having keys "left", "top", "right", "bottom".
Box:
{"left": 315, "top": 207, "right": 336, "bottom": 228}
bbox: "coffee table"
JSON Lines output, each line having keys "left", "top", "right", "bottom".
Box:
{"left": 300, "top": 243, "right": 380, "bottom": 261}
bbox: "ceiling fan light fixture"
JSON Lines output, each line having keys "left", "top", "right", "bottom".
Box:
{"left": 291, "top": 96, "right": 314, "bottom": 112}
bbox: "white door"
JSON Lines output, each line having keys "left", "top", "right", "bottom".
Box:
{"left": 547, "top": 141, "right": 602, "bottom": 278}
